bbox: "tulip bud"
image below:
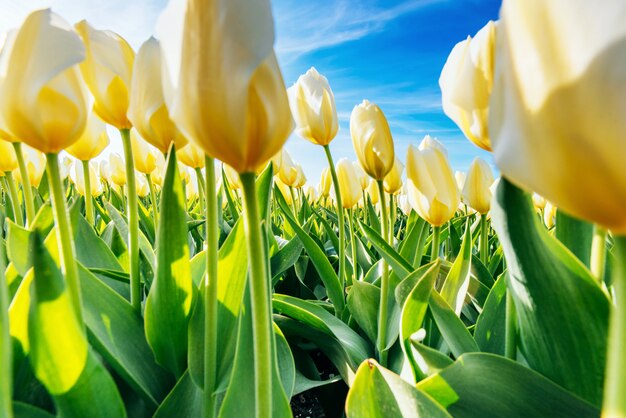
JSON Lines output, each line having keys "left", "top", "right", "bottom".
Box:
{"left": 398, "top": 194, "right": 412, "bottom": 216}
{"left": 352, "top": 162, "right": 369, "bottom": 191}
{"left": 71, "top": 161, "right": 103, "bottom": 197}
{"left": 128, "top": 37, "right": 187, "bottom": 153}
{"left": 319, "top": 168, "right": 332, "bottom": 198}
{"left": 75, "top": 20, "right": 134, "bottom": 129}
{"left": 179, "top": 164, "right": 191, "bottom": 185}
{"left": 406, "top": 136, "right": 460, "bottom": 226}
{"left": 131, "top": 131, "right": 159, "bottom": 174}
{"left": 440, "top": 20, "right": 496, "bottom": 152}
{"left": 304, "top": 185, "right": 318, "bottom": 202}
{"left": 136, "top": 172, "right": 150, "bottom": 198}
{"left": 293, "top": 164, "right": 307, "bottom": 189}
{"left": 0, "top": 140, "right": 18, "bottom": 173}
{"left": 383, "top": 158, "right": 404, "bottom": 195}
{"left": 66, "top": 112, "right": 110, "bottom": 161}
{"left": 186, "top": 173, "right": 199, "bottom": 201}
{"left": 223, "top": 164, "right": 241, "bottom": 191}
{"left": 335, "top": 158, "right": 361, "bottom": 209}
{"left": 61, "top": 157, "right": 74, "bottom": 181}
{"left": 109, "top": 153, "right": 127, "bottom": 186}
{"left": 288, "top": 67, "right": 338, "bottom": 146}
{"left": 350, "top": 100, "right": 395, "bottom": 180}
{"left": 269, "top": 149, "right": 283, "bottom": 174}
{"left": 543, "top": 202, "right": 557, "bottom": 229}
{"left": 275, "top": 178, "right": 292, "bottom": 205}
{"left": 178, "top": 142, "right": 205, "bottom": 169}
{"left": 490, "top": 1, "right": 626, "bottom": 233}
{"left": 366, "top": 180, "right": 379, "bottom": 205}
{"left": 455, "top": 171, "right": 466, "bottom": 193}
{"left": 99, "top": 160, "right": 111, "bottom": 184}
{"left": 532, "top": 193, "right": 547, "bottom": 211}
{"left": 14, "top": 145, "right": 46, "bottom": 187}
{"left": 0, "top": 10, "right": 89, "bottom": 153}
{"left": 157, "top": 0, "right": 293, "bottom": 174}
{"left": 462, "top": 157, "right": 494, "bottom": 214}
{"left": 278, "top": 151, "right": 298, "bottom": 187}
{"left": 150, "top": 155, "right": 166, "bottom": 188}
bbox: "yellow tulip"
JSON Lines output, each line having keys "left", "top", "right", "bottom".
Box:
{"left": 71, "top": 161, "right": 103, "bottom": 197}
{"left": 440, "top": 20, "right": 496, "bottom": 152}
{"left": 335, "top": 158, "right": 361, "bottom": 209}
{"left": 293, "top": 164, "right": 307, "bottom": 189}
{"left": 406, "top": 136, "right": 460, "bottom": 226}
{"left": 186, "top": 174, "right": 199, "bottom": 201}
{"left": 278, "top": 150, "right": 299, "bottom": 187}
{"left": 353, "top": 162, "right": 368, "bottom": 191}
{"left": 61, "top": 157, "right": 74, "bottom": 181}
{"left": 383, "top": 158, "right": 404, "bottom": 195}
{"left": 75, "top": 20, "right": 134, "bottom": 129}
{"left": 288, "top": 67, "right": 338, "bottom": 146}
{"left": 270, "top": 149, "right": 283, "bottom": 174}
{"left": 532, "top": 193, "right": 547, "bottom": 211}
{"left": 0, "top": 140, "right": 18, "bottom": 172}
{"left": 98, "top": 160, "right": 111, "bottom": 184}
{"left": 136, "top": 172, "right": 150, "bottom": 198}
{"left": 131, "top": 131, "right": 158, "bottom": 174}
{"left": 490, "top": 1, "right": 626, "bottom": 233}
{"left": 178, "top": 164, "right": 191, "bottom": 185}
{"left": 13, "top": 145, "right": 46, "bottom": 187}
{"left": 150, "top": 154, "right": 166, "bottom": 188}
{"left": 109, "top": 153, "right": 127, "bottom": 186}
{"left": 223, "top": 164, "right": 241, "bottom": 191}
{"left": 178, "top": 142, "right": 205, "bottom": 169}
{"left": 158, "top": 0, "right": 293, "bottom": 174}
{"left": 398, "top": 194, "right": 412, "bottom": 216}
{"left": 455, "top": 171, "right": 466, "bottom": 193}
{"left": 275, "top": 177, "right": 292, "bottom": 205}
{"left": 128, "top": 37, "right": 187, "bottom": 153}
{"left": 543, "top": 201, "right": 557, "bottom": 229}
{"left": 462, "top": 157, "right": 494, "bottom": 214}
{"left": 66, "top": 112, "right": 109, "bottom": 161}
{"left": 319, "top": 168, "right": 332, "bottom": 198}
{"left": 304, "top": 184, "right": 318, "bottom": 202}
{"left": 0, "top": 10, "right": 89, "bottom": 153}
{"left": 367, "top": 180, "right": 379, "bottom": 205}
{"left": 350, "top": 100, "right": 395, "bottom": 180}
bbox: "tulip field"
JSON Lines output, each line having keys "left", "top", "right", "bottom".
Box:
{"left": 0, "top": 0, "right": 624, "bottom": 417}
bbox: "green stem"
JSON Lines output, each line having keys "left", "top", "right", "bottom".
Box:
{"left": 195, "top": 167, "right": 206, "bottom": 217}
{"left": 603, "top": 235, "right": 626, "bottom": 416}
{"left": 46, "top": 153, "right": 83, "bottom": 325}
{"left": 240, "top": 172, "right": 273, "bottom": 417}
{"left": 146, "top": 173, "right": 159, "bottom": 226}
{"left": 590, "top": 225, "right": 607, "bottom": 284}
{"left": 203, "top": 157, "right": 218, "bottom": 418}
{"left": 389, "top": 194, "right": 396, "bottom": 242}
{"left": 82, "top": 160, "right": 94, "bottom": 226}
{"left": 13, "top": 143, "right": 35, "bottom": 225}
{"left": 431, "top": 226, "right": 441, "bottom": 262}
{"left": 348, "top": 208, "right": 358, "bottom": 285}
{"left": 4, "top": 172, "right": 23, "bottom": 227}
{"left": 323, "top": 145, "right": 346, "bottom": 303}
{"left": 505, "top": 290, "right": 517, "bottom": 360}
{"left": 376, "top": 179, "right": 389, "bottom": 367}
{"left": 120, "top": 129, "right": 141, "bottom": 312}
{"left": 480, "top": 214, "right": 489, "bottom": 265}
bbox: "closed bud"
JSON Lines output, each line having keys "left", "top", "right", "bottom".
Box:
{"left": 278, "top": 150, "right": 298, "bottom": 187}
{"left": 293, "top": 164, "right": 306, "bottom": 189}
{"left": 0, "top": 140, "right": 18, "bottom": 173}
{"left": 14, "top": 145, "right": 46, "bottom": 187}
{"left": 350, "top": 100, "right": 395, "bottom": 180}
{"left": 319, "top": 167, "right": 332, "bottom": 198}
{"left": 71, "top": 161, "right": 103, "bottom": 197}
{"left": 335, "top": 158, "right": 361, "bottom": 209}
{"left": 462, "top": 157, "right": 494, "bottom": 214}
{"left": 383, "top": 158, "right": 404, "bottom": 195}
{"left": 66, "top": 112, "right": 110, "bottom": 161}
{"left": 109, "top": 153, "right": 127, "bottom": 186}
{"left": 178, "top": 142, "right": 205, "bottom": 169}
{"left": 223, "top": 164, "right": 241, "bottom": 191}
{"left": 131, "top": 131, "right": 159, "bottom": 174}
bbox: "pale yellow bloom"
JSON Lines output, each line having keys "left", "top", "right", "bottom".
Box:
{"left": 178, "top": 164, "right": 191, "bottom": 185}
{"left": 76, "top": 20, "right": 134, "bottom": 129}
{"left": 278, "top": 150, "right": 299, "bottom": 187}
{"left": 350, "top": 100, "right": 395, "bottom": 180}
{"left": 0, "top": 140, "right": 18, "bottom": 172}
{"left": 178, "top": 142, "right": 205, "bottom": 169}
{"left": 223, "top": 164, "right": 241, "bottom": 190}
{"left": 366, "top": 180, "right": 379, "bottom": 205}
{"left": 543, "top": 202, "right": 557, "bottom": 229}
{"left": 319, "top": 167, "right": 332, "bottom": 198}
{"left": 0, "top": 10, "right": 89, "bottom": 153}
{"left": 383, "top": 158, "right": 404, "bottom": 195}
{"left": 455, "top": 171, "right": 466, "bottom": 193}
{"left": 288, "top": 67, "right": 338, "bottom": 146}
{"left": 353, "top": 162, "right": 368, "bottom": 191}
{"left": 440, "top": 20, "right": 496, "bottom": 151}
{"left": 136, "top": 172, "right": 150, "bottom": 198}
{"left": 131, "top": 131, "right": 159, "bottom": 174}
{"left": 14, "top": 145, "right": 46, "bottom": 187}
{"left": 98, "top": 160, "right": 111, "bottom": 184}
{"left": 71, "top": 161, "right": 103, "bottom": 197}
{"left": 406, "top": 136, "right": 460, "bottom": 226}
{"left": 462, "top": 157, "right": 494, "bottom": 214}
{"left": 335, "top": 158, "right": 361, "bottom": 209}
{"left": 293, "top": 164, "right": 306, "bottom": 189}
{"left": 275, "top": 177, "right": 292, "bottom": 205}
{"left": 532, "top": 193, "right": 547, "bottom": 211}
{"left": 66, "top": 112, "right": 109, "bottom": 161}
{"left": 109, "top": 153, "right": 127, "bottom": 186}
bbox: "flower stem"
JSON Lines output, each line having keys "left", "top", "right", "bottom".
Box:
{"left": 431, "top": 226, "right": 441, "bottom": 262}
{"left": 348, "top": 208, "right": 358, "bottom": 285}
{"left": 120, "top": 128, "right": 141, "bottom": 312}
{"left": 195, "top": 167, "right": 206, "bottom": 217}
{"left": 146, "top": 173, "right": 159, "bottom": 226}
{"left": 240, "top": 172, "right": 273, "bottom": 417}
{"left": 603, "top": 235, "right": 626, "bottom": 416}
{"left": 4, "top": 172, "right": 23, "bottom": 227}
{"left": 376, "top": 179, "right": 389, "bottom": 367}
{"left": 323, "top": 145, "right": 346, "bottom": 303}
{"left": 81, "top": 160, "right": 94, "bottom": 226}
{"left": 480, "top": 214, "right": 489, "bottom": 265}
{"left": 46, "top": 153, "right": 83, "bottom": 325}
{"left": 590, "top": 225, "right": 607, "bottom": 284}
{"left": 13, "top": 143, "right": 35, "bottom": 226}
{"left": 203, "top": 157, "right": 218, "bottom": 418}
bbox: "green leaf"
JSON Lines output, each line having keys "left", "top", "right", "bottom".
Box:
{"left": 0, "top": 220, "right": 10, "bottom": 418}
{"left": 410, "top": 341, "right": 453, "bottom": 377}
{"left": 555, "top": 210, "right": 593, "bottom": 268}
{"left": 473, "top": 274, "right": 507, "bottom": 355}
{"left": 359, "top": 221, "right": 412, "bottom": 279}
{"left": 492, "top": 178, "right": 609, "bottom": 405}
{"left": 429, "top": 291, "right": 479, "bottom": 358}
{"left": 440, "top": 222, "right": 472, "bottom": 316}
{"left": 153, "top": 372, "right": 202, "bottom": 418}
{"left": 13, "top": 402, "right": 55, "bottom": 418}
{"left": 105, "top": 202, "right": 156, "bottom": 271}
{"left": 145, "top": 148, "right": 196, "bottom": 378}
{"left": 270, "top": 236, "right": 303, "bottom": 283}
{"left": 345, "top": 359, "right": 451, "bottom": 418}
{"left": 347, "top": 280, "right": 380, "bottom": 344}
{"left": 398, "top": 214, "right": 427, "bottom": 268}
{"left": 417, "top": 353, "right": 599, "bottom": 417}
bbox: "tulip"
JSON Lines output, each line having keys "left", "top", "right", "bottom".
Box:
{"left": 131, "top": 131, "right": 158, "bottom": 175}
{"left": 223, "top": 164, "right": 241, "bottom": 191}
{"left": 353, "top": 162, "right": 369, "bottom": 191}
{"left": 367, "top": 180, "right": 379, "bottom": 206}
{"left": 66, "top": 112, "right": 110, "bottom": 161}
{"left": 293, "top": 164, "right": 307, "bottom": 189}
{"left": 406, "top": 136, "right": 460, "bottom": 228}
{"left": 185, "top": 173, "right": 199, "bottom": 202}
{"left": 0, "top": 140, "right": 22, "bottom": 225}
{"left": 99, "top": 160, "right": 111, "bottom": 184}
{"left": 350, "top": 100, "right": 395, "bottom": 181}
{"left": 532, "top": 193, "right": 547, "bottom": 211}
{"left": 288, "top": 67, "right": 338, "bottom": 146}
{"left": 319, "top": 168, "right": 332, "bottom": 198}
{"left": 71, "top": 161, "right": 103, "bottom": 197}
{"left": 455, "top": 171, "right": 467, "bottom": 193}
{"left": 14, "top": 146, "right": 46, "bottom": 188}
{"left": 440, "top": 20, "right": 496, "bottom": 152}
{"left": 0, "top": 141, "right": 18, "bottom": 173}
{"left": 275, "top": 178, "right": 292, "bottom": 205}
{"left": 335, "top": 159, "right": 361, "bottom": 209}
{"left": 278, "top": 151, "right": 299, "bottom": 187}
{"left": 129, "top": 37, "right": 187, "bottom": 153}
{"left": 179, "top": 164, "right": 191, "bottom": 185}
{"left": 109, "top": 153, "right": 127, "bottom": 187}
{"left": 398, "top": 194, "right": 412, "bottom": 216}
{"left": 304, "top": 185, "right": 318, "bottom": 202}
{"left": 269, "top": 149, "right": 283, "bottom": 174}
{"left": 178, "top": 142, "right": 205, "bottom": 169}
{"left": 383, "top": 158, "right": 404, "bottom": 195}
{"left": 462, "top": 157, "right": 494, "bottom": 215}
{"left": 135, "top": 172, "right": 150, "bottom": 198}
{"left": 543, "top": 202, "right": 557, "bottom": 230}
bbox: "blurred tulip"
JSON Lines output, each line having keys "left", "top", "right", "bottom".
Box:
{"left": 61, "top": 157, "right": 74, "bottom": 181}
{"left": 353, "top": 162, "right": 368, "bottom": 191}
{"left": 440, "top": 20, "right": 496, "bottom": 151}
{"left": 462, "top": 157, "right": 494, "bottom": 214}
{"left": 532, "top": 193, "right": 547, "bottom": 211}
{"left": 136, "top": 172, "right": 150, "bottom": 198}
{"left": 543, "top": 201, "right": 557, "bottom": 229}
{"left": 367, "top": 180, "right": 379, "bottom": 205}
{"left": 275, "top": 178, "right": 292, "bottom": 205}
{"left": 186, "top": 173, "right": 199, "bottom": 201}
{"left": 109, "top": 153, "right": 127, "bottom": 186}
{"left": 490, "top": 1, "right": 626, "bottom": 233}
{"left": 75, "top": 20, "right": 134, "bottom": 129}
{"left": 269, "top": 149, "right": 283, "bottom": 174}
{"left": 398, "top": 194, "right": 412, "bottom": 216}
{"left": 66, "top": 112, "right": 110, "bottom": 161}
{"left": 71, "top": 161, "right": 103, "bottom": 197}
{"left": 304, "top": 184, "right": 318, "bottom": 202}
{"left": 99, "top": 160, "right": 111, "bottom": 184}
{"left": 129, "top": 37, "right": 187, "bottom": 153}
{"left": 406, "top": 136, "right": 460, "bottom": 226}
{"left": 131, "top": 131, "right": 159, "bottom": 174}
{"left": 157, "top": 0, "right": 292, "bottom": 174}
{"left": 178, "top": 164, "right": 191, "bottom": 185}
{"left": 14, "top": 145, "right": 46, "bottom": 187}
{"left": 383, "top": 158, "right": 404, "bottom": 195}
{"left": 319, "top": 168, "right": 332, "bottom": 198}
{"left": 278, "top": 150, "right": 298, "bottom": 187}
{"left": 223, "top": 164, "right": 241, "bottom": 190}
{"left": 288, "top": 67, "right": 338, "bottom": 146}
{"left": 293, "top": 164, "right": 306, "bottom": 189}
{"left": 0, "top": 10, "right": 89, "bottom": 153}
{"left": 350, "top": 100, "right": 395, "bottom": 180}
{"left": 335, "top": 159, "right": 361, "bottom": 209}
{"left": 150, "top": 155, "right": 166, "bottom": 188}
{"left": 0, "top": 141, "right": 18, "bottom": 173}
{"left": 455, "top": 171, "right": 466, "bottom": 193}
{"left": 178, "top": 142, "right": 205, "bottom": 169}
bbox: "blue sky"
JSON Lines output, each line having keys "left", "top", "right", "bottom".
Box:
{"left": 0, "top": 0, "right": 501, "bottom": 183}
